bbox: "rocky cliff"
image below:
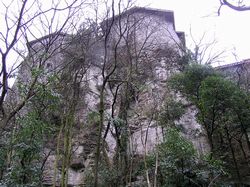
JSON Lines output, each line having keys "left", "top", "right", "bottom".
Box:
{"left": 8, "top": 7, "right": 210, "bottom": 187}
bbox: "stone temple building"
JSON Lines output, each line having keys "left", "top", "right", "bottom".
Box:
{"left": 12, "top": 7, "right": 209, "bottom": 186}
{"left": 217, "top": 59, "right": 250, "bottom": 91}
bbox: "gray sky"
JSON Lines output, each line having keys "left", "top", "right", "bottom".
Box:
{"left": 1, "top": 0, "right": 250, "bottom": 66}
{"left": 138, "top": 0, "right": 250, "bottom": 64}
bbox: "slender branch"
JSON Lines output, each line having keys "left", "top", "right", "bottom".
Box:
{"left": 219, "top": 0, "right": 250, "bottom": 14}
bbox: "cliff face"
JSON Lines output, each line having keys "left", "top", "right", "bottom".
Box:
{"left": 11, "top": 7, "right": 210, "bottom": 186}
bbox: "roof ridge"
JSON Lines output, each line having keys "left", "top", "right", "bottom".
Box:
{"left": 216, "top": 59, "right": 250, "bottom": 69}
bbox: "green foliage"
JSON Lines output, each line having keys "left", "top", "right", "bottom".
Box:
{"left": 0, "top": 136, "right": 8, "bottom": 174}
{"left": 159, "top": 128, "right": 197, "bottom": 161}
{"left": 200, "top": 76, "right": 236, "bottom": 108}
{"left": 87, "top": 111, "right": 100, "bottom": 126}
{"left": 198, "top": 75, "right": 250, "bottom": 139}
{"left": 1, "top": 72, "right": 61, "bottom": 186}
{"left": 169, "top": 64, "right": 250, "bottom": 183}
{"left": 202, "top": 153, "right": 225, "bottom": 175}
{"left": 31, "top": 68, "right": 44, "bottom": 78}
{"left": 230, "top": 86, "right": 250, "bottom": 129}
{"left": 194, "top": 154, "right": 227, "bottom": 186}
{"left": 169, "top": 64, "right": 216, "bottom": 103}
{"left": 30, "top": 82, "right": 61, "bottom": 112}
{"left": 170, "top": 64, "right": 250, "bottom": 142}
{"left": 3, "top": 111, "right": 52, "bottom": 186}
{"left": 156, "top": 128, "right": 198, "bottom": 186}
{"left": 112, "top": 117, "right": 126, "bottom": 128}
{"left": 159, "top": 97, "right": 185, "bottom": 128}
{"left": 145, "top": 127, "right": 227, "bottom": 186}
{"left": 198, "top": 76, "right": 236, "bottom": 127}
{"left": 84, "top": 160, "right": 120, "bottom": 187}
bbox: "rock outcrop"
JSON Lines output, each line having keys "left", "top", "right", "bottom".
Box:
{"left": 12, "top": 7, "right": 210, "bottom": 186}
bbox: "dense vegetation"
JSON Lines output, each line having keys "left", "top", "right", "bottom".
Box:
{"left": 169, "top": 64, "right": 250, "bottom": 185}
{"left": 1, "top": 62, "right": 249, "bottom": 186}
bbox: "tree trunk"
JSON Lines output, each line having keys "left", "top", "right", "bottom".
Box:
{"left": 225, "top": 127, "right": 241, "bottom": 183}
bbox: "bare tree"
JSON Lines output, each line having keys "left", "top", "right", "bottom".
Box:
{"left": 93, "top": 1, "right": 135, "bottom": 185}
{"left": 0, "top": 0, "right": 90, "bottom": 132}
{"left": 189, "top": 29, "right": 226, "bottom": 65}
{"left": 94, "top": 4, "right": 184, "bottom": 186}
{"left": 0, "top": 1, "right": 188, "bottom": 186}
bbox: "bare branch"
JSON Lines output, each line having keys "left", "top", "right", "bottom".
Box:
{"left": 219, "top": 0, "right": 250, "bottom": 14}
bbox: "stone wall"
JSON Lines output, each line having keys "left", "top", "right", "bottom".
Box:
{"left": 217, "top": 59, "right": 250, "bottom": 91}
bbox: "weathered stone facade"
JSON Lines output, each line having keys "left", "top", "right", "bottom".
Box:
{"left": 217, "top": 59, "right": 250, "bottom": 91}
{"left": 13, "top": 7, "right": 209, "bottom": 186}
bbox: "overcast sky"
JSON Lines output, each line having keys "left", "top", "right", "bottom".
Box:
{"left": 138, "top": 0, "right": 250, "bottom": 64}
{"left": 1, "top": 0, "right": 250, "bottom": 66}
